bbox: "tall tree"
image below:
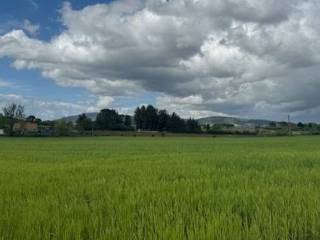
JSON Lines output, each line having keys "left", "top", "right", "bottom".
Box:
{"left": 186, "top": 118, "right": 201, "bottom": 133}
{"left": 145, "top": 105, "right": 158, "bottom": 130}
{"left": 124, "top": 115, "right": 132, "bottom": 127}
{"left": 134, "top": 107, "right": 142, "bottom": 130}
{"left": 158, "top": 110, "right": 170, "bottom": 132}
{"left": 0, "top": 114, "right": 6, "bottom": 129}
{"left": 95, "top": 109, "right": 123, "bottom": 130}
{"left": 140, "top": 106, "right": 147, "bottom": 129}
{"left": 2, "top": 103, "right": 25, "bottom": 135}
{"left": 134, "top": 106, "right": 147, "bottom": 130}
{"left": 76, "top": 114, "right": 92, "bottom": 132}
{"left": 168, "top": 112, "right": 186, "bottom": 133}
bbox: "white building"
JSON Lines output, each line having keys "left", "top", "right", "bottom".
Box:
{"left": 0, "top": 129, "right": 4, "bottom": 135}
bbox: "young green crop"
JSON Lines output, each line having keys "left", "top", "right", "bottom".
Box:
{"left": 1, "top": 136, "right": 320, "bottom": 239}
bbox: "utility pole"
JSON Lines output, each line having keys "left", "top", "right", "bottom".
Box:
{"left": 288, "top": 115, "right": 292, "bottom": 136}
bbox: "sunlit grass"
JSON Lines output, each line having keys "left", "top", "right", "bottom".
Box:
{"left": 1, "top": 136, "right": 320, "bottom": 239}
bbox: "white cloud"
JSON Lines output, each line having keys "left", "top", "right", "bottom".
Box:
{"left": 95, "top": 96, "right": 114, "bottom": 110}
{"left": 1, "top": 0, "right": 320, "bottom": 120}
{"left": 0, "top": 94, "right": 104, "bottom": 120}
{"left": 22, "top": 20, "right": 40, "bottom": 36}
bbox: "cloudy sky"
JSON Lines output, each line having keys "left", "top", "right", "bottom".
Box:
{"left": 1, "top": 0, "right": 320, "bottom": 122}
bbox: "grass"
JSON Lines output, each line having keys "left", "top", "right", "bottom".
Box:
{"left": 1, "top": 136, "right": 320, "bottom": 239}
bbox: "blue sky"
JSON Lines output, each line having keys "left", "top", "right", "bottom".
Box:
{"left": 0, "top": 0, "right": 157, "bottom": 119}
{"left": 0, "top": 1, "right": 114, "bottom": 40}
{"left": 1, "top": 0, "right": 320, "bottom": 122}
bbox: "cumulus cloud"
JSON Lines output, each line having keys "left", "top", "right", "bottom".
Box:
{"left": 1, "top": 0, "right": 320, "bottom": 120}
{"left": 22, "top": 20, "right": 40, "bottom": 36}
{"left": 0, "top": 94, "right": 97, "bottom": 120}
{"left": 0, "top": 93, "right": 113, "bottom": 120}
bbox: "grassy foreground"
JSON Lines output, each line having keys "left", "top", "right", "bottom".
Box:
{"left": 1, "top": 136, "right": 320, "bottom": 239}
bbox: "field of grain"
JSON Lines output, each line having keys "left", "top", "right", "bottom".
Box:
{"left": 1, "top": 136, "right": 320, "bottom": 239}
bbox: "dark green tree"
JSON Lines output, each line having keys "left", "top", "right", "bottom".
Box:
{"left": 134, "top": 107, "right": 142, "bottom": 130}
{"left": 124, "top": 115, "right": 132, "bottom": 127}
{"left": 269, "top": 121, "right": 277, "bottom": 127}
{"left": 76, "top": 114, "right": 93, "bottom": 132}
{"left": 95, "top": 109, "right": 123, "bottom": 130}
{"left": 26, "top": 115, "right": 36, "bottom": 122}
{"left": 186, "top": 118, "right": 201, "bottom": 133}
{"left": 54, "top": 120, "right": 73, "bottom": 136}
{"left": 0, "top": 114, "right": 6, "bottom": 129}
{"left": 158, "top": 110, "right": 170, "bottom": 132}
{"left": 168, "top": 112, "right": 186, "bottom": 133}
{"left": 145, "top": 105, "right": 158, "bottom": 130}
{"left": 134, "top": 106, "right": 147, "bottom": 130}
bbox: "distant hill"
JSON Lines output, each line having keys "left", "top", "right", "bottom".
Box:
{"left": 197, "top": 116, "right": 272, "bottom": 127}
{"left": 60, "top": 112, "right": 98, "bottom": 123}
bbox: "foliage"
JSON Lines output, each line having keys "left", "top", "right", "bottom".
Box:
{"left": 297, "top": 122, "right": 304, "bottom": 128}
{"left": 0, "top": 114, "right": 6, "bottom": 129}
{"left": 54, "top": 120, "right": 73, "bottom": 136}
{"left": 269, "top": 121, "right": 277, "bottom": 127}
{"left": 186, "top": 118, "right": 202, "bottom": 133}
{"left": 2, "top": 103, "right": 25, "bottom": 120}
{"left": 2, "top": 103, "right": 25, "bottom": 135}
{"left": 123, "top": 115, "right": 132, "bottom": 127}
{"left": 158, "top": 110, "right": 170, "bottom": 132}
{"left": 167, "top": 112, "right": 186, "bottom": 132}
{"left": 134, "top": 105, "right": 200, "bottom": 133}
{"left": 76, "top": 114, "right": 92, "bottom": 132}
{"left": 95, "top": 109, "right": 128, "bottom": 130}
{"left": 1, "top": 136, "right": 320, "bottom": 239}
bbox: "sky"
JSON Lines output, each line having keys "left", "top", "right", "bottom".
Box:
{"left": 0, "top": 0, "right": 320, "bottom": 122}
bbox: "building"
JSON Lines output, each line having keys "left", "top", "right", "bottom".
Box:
{"left": 0, "top": 129, "right": 4, "bottom": 135}
{"left": 13, "top": 122, "right": 38, "bottom": 134}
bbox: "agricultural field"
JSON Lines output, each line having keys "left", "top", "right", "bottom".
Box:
{"left": 1, "top": 136, "right": 320, "bottom": 239}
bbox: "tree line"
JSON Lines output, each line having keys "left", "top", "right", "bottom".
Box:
{"left": 4, "top": 102, "right": 317, "bottom": 137}
{"left": 76, "top": 105, "right": 200, "bottom": 133}
{"left": 0, "top": 103, "right": 201, "bottom": 136}
{"left": 134, "top": 105, "right": 201, "bottom": 133}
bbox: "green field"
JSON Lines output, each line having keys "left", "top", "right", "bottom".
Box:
{"left": 1, "top": 136, "right": 320, "bottom": 239}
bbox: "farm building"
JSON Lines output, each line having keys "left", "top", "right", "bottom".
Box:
{"left": 13, "top": 122, "right": 38, "bottom": 134}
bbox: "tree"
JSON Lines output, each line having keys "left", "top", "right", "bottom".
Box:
{"left": 134, "top": 107, "right": 142, "bottom": 130}
{"left": 158, "top": 110, "right": 170, "bottom": 132}
{"left": 124, "top": 115, "right": 132, "bottom": 127}
{"left": 168, "top": 112, "right": 186, "bottom": 133}
{"left": 186, "top": 118, "right": 201, "bottom": 133}
{"left": 145, "top": 105, "right": 158, "bottom": 130}
{"left": 297, "top": 122, "right": 304, "bottom": 128}
{"left": 269, "top": 121, "right": 277, "bottom": 127}
{"left": 134, "top": 106, "right": 148, "bottom": 130}
{"left": 76, "top": 114, "right": 92, "bottom": 132}
{"left": 0, "top": 114, "right": 6, "bottom": 129}
{"left": 54, "top": 120, "right": 73, "bottom": 136}
{"left": 95, "top": 109, "right": 123, "bottom": 130}
{"left": 2, "top": 103, "right": 25, "bottom": 135}
{"left": 26, "top": 115, "right": 36, "bottom": 122}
